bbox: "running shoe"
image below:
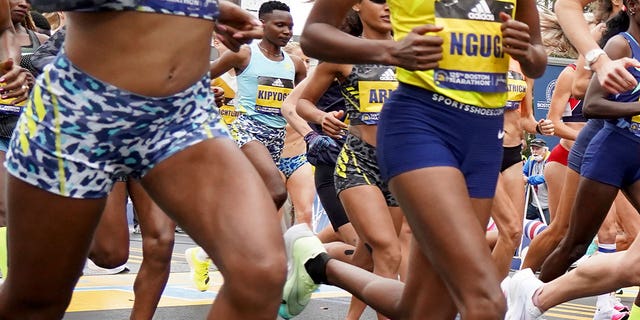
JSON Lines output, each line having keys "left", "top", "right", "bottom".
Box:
{"left": 279, "top": 224, "right": 326, "bottom": 319}
{"left": 593, "top": 308, "right": 629, "bottom": 320}
{"left": 505, "top": 268, "right": 544, "bottom": 320}
{"left": 82, "top": 259, "right": 129, "bottom": 276}
{"left": 185, "top": 247, "right": 211, "bottom": 291}
{"left": 610, "top": 294, "right": 630, "bottom": 312}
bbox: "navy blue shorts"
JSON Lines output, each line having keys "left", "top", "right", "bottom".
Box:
{"left": 377, "top": 84, "right": 504, "bottom": 198}
{"left": 567, "top": 119, "right": 604, "bottom": 173}
{"left": 581, "top": 123, "right": 640, "bottom": 188}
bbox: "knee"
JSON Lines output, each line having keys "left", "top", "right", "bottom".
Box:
{"left": 141, "top": 230, "right": 175, "bottom": 263}
{"left": 368, "top": 239, "right": 402, "bottom": 272}
{"left": 462, "top": 290, "right": 507, "bottom": 320}
{"left": 271, "top": 188, "right": 288, "bottom": 209}
{"left": 89, "top": 247, "right": 129, "bottom": 269}
{"left": 224, "top": 251, "right": 287, "bottom": 304}
{"left": 499, "top": 221, "right": 523, "bottom": 246}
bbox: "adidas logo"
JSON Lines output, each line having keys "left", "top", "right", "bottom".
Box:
{"left": 272, "top": 78, "right": 284, "bottom": 87}
{"left": 379, "top": 68, "right": 396, "bottom": 81}
{"left": 468, "top": 0, "right": 495, "bottom": 21}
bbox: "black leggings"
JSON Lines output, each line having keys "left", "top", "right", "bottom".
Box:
{"left": 315, "top": 163, "right": 350, "bottom": 231}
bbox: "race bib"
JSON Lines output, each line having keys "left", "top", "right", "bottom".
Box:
{"left": 255, "top": 76, "right": 293, "bottom": 115}
{"left": 433, "top": 0, "right": 514, "bottom": 93}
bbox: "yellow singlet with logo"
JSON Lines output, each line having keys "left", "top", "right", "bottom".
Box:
{"left": 212, "top": 76, "right": 242, "bottom": 125}
{"left": 505, "top": 70, "right": 527, "bottom": 110}
{"left": 388, "top": 0, "right": 516, "bottom": 108}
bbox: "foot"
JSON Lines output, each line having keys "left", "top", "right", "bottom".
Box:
{"left": 505, "top": 268, "right": 544, "bottom": 320}
{"left": 83, "top": 259, "right": 129, "bottom": 276}
{"left": 279, "top": 224, "right": 327, "bottom": 319}
{"left": 185, "top": 247, "right": 211, "bottom": 291}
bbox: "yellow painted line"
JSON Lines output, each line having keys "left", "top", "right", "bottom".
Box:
{"left": 69, "top": 271, "right": 353, "bottom": 313}
{"left": 543, "top": 312, "right": 591, "bottom": 320}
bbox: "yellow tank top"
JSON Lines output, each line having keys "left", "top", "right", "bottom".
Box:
{"left": 388, "top": 0, "right": 516, "bottom": 108}
{"left": 505, "top": 69, "right": 527, "bottom": 110}
{"left": 211, "top": 74, "right": 242, "bottom": 125}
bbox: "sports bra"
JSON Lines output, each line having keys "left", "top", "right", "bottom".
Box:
{"left": 80, "top": 0, "right": 219, "bottom": 21}
{"left": 561, "top": 64, "right": 586, "bottom": 123}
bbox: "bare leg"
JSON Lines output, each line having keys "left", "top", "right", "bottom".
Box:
{"left": 89, "top": 181, "right": 129, "bottom": 268}
{"left": 241, "top": 141, "right": 288, "bottom": 209}
{"left": 0, "top": 177, "right": 106, "bottom": 318}
{"left": 141, "top": 139, "right": 286, "bottom": 319}
{"left": 390, "top": 167, "right": 505, "bottom": 319}
{"left": 538, "top": 177, "right": 618, "bottom": 281}
{"left": 128, "top": 180, "right": 176, "bottom": 320}
{"left": 490, "top": 174, "right": 524, "bottom": 278}
{"left": 533, "top": 180, "right": 640, "bottom": 311}
{"left": 543, "top": 162, "right": 567, "bottom": 222}
{"left": 286, "top": 162, "right": 315, "bottom": 228}
{"left": 522, "top": 169, "right": 580, "bottom": 271}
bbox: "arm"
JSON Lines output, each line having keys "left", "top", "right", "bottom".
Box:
{"left": 0, "top": 0, "right": 17, "bottom": 63}
{"left": 297, "top": 62, "right": 349, "bottom": 138}
{"left": 282, "top": 77, "right": 313, "bottom": 137}
{"left": 500, "top": 0, "right": 547, "bottom": 79}
{"left": 209, "top": 45, "right": 249, "bottom": 79}
{"left": 215, "top": 0, "right": 262, "bottom": 52}
{"left": 547, "top": 66, "right": 580, "bottom": 140}
{"left": 571, "top": 23, "right": 605, "bottom": 98}
{"left": 527, "top": 174, "right": 546, "bottom": 185}
{"left": 584, "top": 36, "right": 640, "bottom": 118}
{"left": 556, "top": 0, "right": 640, "bottom": 93}
{"left": 301, "top": 0, "right": 443, "bottom": 70}
{"left": 520, "top": 77, "right": 554, "bottom": 135}
{"left": 291, "top": 55, "right": 307, "bottom": 86}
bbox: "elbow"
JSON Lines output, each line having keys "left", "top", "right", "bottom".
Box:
{"left": 582, "top": 102, "right": 603, "bottom": 119}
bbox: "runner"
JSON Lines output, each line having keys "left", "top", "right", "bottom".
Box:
{"left": 279, "top": 0, "right": 547, "bottom": 318}
{"left": 0, "top": 1, "right": 287, "bottom": 319}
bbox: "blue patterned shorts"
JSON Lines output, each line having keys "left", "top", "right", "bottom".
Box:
{"left": 229, "top": 115, "right": 285, "bottom": 163}
{"left": 278, "top": 153, "right": 308, "bottom": 179}
{"left": 5, "top": 53, "right": 230, "bottom": 199}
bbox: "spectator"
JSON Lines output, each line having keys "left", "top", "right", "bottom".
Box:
{"left": 523, "top": 138, "right": 551, "bottom": 223}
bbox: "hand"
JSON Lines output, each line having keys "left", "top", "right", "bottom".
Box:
{"left": 212, "top": 86, "right": 225, "bottom": 107}
{"left": 522, "top": 175, "right": 529, "bottom": 183}
{"left": 215, "top": 1, "right": 263, "bottom": 52}
{"left": 537, "top": 119, "right": 554, "bottom": 136}
{"left": 0, "top": 59, "right": 32, "bottom": 105}
{"left": 388, "top": 24, "right": 443, "bottom": 71}
{"left": 500, "top": 12, "right": 533, "bottom": 62}
{"left": 592, "top": 55, "right": 640, "bottom": 94}
{"left": 304, "top": 131, "right": 341, "bottom": 166}
{"left": 320, "top": 110, "right": 348, "bottom": 138}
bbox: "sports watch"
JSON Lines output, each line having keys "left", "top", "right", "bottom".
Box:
{"left": 584, "top": 48, "right": 606, "bottom": 71}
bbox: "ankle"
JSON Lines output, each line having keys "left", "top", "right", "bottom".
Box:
{"left": 304, "top": 252, "right": 331, "bottom": 284}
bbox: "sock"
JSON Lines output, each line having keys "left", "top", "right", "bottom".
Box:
{"left": 304, "top": 252, "right": 331, "bottom": 285}
{"left": 597, "top": 242, "right": 616, "bottom": 254}
{"left": 629, "top": 304, "right": 640, "bottom": 320}
{"left": 196, "top": 247, "right": 211, "bottom": 262}
{"left": 524, "top": 220, "right": 548, "bottom": 240}
{"left": 0, "top": 227, "right": 7, "bottom": 278}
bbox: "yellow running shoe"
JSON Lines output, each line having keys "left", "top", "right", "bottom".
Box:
{"left": 185, "top": 247, "right": 211, "bottom": 291}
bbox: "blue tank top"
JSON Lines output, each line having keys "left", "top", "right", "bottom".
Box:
{"left": 610, "top": 32, "right": 640, "bottom": 138}
{"left": 79, "top": 0, "right": 219, "bottom": 21}
{"left": 236, "top": 42, "right": 295, "bottom": 128}
{"left": 340, "top": 64, "right": 397, "bottom": 125}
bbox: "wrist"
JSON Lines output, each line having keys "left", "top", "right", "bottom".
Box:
{"left": 584, "top": 49, "right": 608, "bottom": 71}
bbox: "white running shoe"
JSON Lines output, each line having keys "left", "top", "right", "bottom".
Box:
{"left": 505, "top": 268, "right": 544, "bottom": 320}
{"left": 83, "top": 259, "right": 129, "bottom": 276}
